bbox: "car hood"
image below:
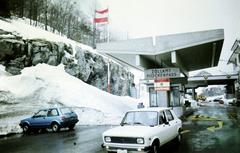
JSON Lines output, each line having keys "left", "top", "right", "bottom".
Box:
{"left": 103, "top": 125, "right": 156, "bottom": 137}
{"left": 20, "top": 117, "right": 31, "bottom": 122}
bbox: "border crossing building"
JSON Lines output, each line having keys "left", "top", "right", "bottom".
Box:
{"left": 97, "top": 29, "right": 225, "bottom": 116}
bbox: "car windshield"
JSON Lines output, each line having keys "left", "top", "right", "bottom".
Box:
{"left": 121, "top": 111, "right": 158, "bottom": 126}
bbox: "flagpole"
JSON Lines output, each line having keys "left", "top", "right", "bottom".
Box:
{"left": 107, "top": 58, "right": 111, "bottom": 93}
{"left": 92, "top": 10, "right": 96, "bottom": 48}
{"left": 107, "top": 6, "right": 110, "bottom": 43}
{"left": 92, "top": 20, "right": 96, "bottom": 48}
{"left": 106, "top": 6, "right": 110, "bottom": 93}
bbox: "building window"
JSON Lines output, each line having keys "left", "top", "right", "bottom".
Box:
{"left": 169, "top": 86, "right": 180, "bottom": 107}
{"left": 149, "top": 87, "right": 168, "bottom": 107}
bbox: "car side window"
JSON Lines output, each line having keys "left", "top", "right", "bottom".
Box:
{"left": 47, "top": 109, "right": 59, "bottom": 117}
{"left": 165, "top": 110, "right": 174, "bottom": 121}
{"left": 60, "top": 108, "right": 73, "bottom": 115}
{"left": 34, "top": 110, "right": 48, "bottom": 118}
{"left": 159, "top": 111, "right": 167, "bottom": 124}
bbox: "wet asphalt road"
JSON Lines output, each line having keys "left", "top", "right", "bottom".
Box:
{"left": 0, "top": 103, "right": 240, "bottom": 153}
{"left": 0, "top": 125, "right": 111, "bottom": 153}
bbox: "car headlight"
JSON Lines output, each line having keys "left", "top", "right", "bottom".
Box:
{"left": 136, "top": 138, "right": 144, "bottom": 144}
{"left": 105, "top": 136, "right": 111, "bottom": 142}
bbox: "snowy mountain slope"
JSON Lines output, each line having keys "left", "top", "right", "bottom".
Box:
{"left": 0, "top": 64, "right": 137, "bottom": 135}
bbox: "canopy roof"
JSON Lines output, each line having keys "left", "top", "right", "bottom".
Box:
{"left": 97, "top": 29, "right": 224, "bottom": 77}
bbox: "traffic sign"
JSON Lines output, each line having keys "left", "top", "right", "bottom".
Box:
{"left": 145, "top": 68, "right": 180, "bottom": 80}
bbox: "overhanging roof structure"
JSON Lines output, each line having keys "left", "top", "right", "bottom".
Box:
{"left": 97, "top": 29, "right": 224, "bottom": 77}
{"left": 186, "top": 74, "right": 238, "bottom": 88}
{"left": 228, "top": 39, "right": 240, "bottom": 64}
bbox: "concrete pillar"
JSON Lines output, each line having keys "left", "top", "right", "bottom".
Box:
{"left": 192, "top": 88, "right": 196, "bottom": 100}
{"left": 226, "top": 84, "right": 235, "bottom": 99}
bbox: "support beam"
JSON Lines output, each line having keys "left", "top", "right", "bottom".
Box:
{"left": 211, "top": 43, "right": 216, "bottom": 67}
{"left": 136, "top": 55, "right": 161, "bottom": 69}
{"left": 171, "top": 51, "right": 189, "bottom": 77}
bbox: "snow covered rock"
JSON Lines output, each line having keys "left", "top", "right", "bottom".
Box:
{"left": 0, "top": 28, "right": 134, "bottom": 96}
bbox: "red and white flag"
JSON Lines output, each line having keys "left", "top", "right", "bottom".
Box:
{"left": 154, "top": 78, "right": 170, "bottom": 91}
{"left": 94, "top": 8, "right": 108, "bottom": 23}
{"left": 95, "top": 8, "right": 108, "bottom": 14}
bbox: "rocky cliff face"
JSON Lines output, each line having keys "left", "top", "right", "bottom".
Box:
{"left": 0, "top": 29, "right": 134, "bottom": 96}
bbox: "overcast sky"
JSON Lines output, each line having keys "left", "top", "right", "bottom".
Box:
{"left": 97, "top": 0, "right": 240, "bottom": 75}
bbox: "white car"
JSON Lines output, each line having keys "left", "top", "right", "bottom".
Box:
{"left": 102, "top": 107, "right": 182, "bottom": 153}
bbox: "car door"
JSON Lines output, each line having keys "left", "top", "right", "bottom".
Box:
{"left": 169, "top": 110, "right": 181, "bottom": 135}
{"left": 31, "top": 109, "right": 48, "bottom": 127}
{"left": 46, "top": 108, "right": 59, "bottom": 125}
{"left": 156, "top": 111, "right": 169, "bottom": 145}
{"left": 164, "top": 110, "right": 176, "bottom": 141}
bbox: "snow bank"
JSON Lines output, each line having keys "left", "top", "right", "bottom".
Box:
{"left": 0, "top": 65, "right": 10, "bottom": 77}
{"left": 0, "top": 64, "right": 138, "bottom": 135}
{"left": 206, "top": 95, "right": 225, "bottom": 102}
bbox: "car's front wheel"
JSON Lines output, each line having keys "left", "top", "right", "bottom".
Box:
{"left": 51, "top": 123, "right": 60, "bottom": 132}
{"left": 22, "top": 124, "right": 30, "bottom": 134}
{"left": 150, "top": 141, "right": 160, "bottom": 153}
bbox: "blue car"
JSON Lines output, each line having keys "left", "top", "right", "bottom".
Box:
{"left": 19, "top": 107, "right": 79, "bottom": 133}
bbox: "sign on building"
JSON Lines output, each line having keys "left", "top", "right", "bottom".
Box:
{"left": 154, "top": 78, "right": 170, "bottom": 91}
{"left": 144, "top": 68, "right": 180, "bottom": 80}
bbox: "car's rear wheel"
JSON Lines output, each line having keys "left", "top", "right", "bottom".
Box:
{"left": 51, "top": 123, "right": 60, "bottom": 132}
{"left": 22, "top": 124, "right": 30, "bottom": 134}
{"left": 175, "top": 131, "right": 182, "bottom": 144}
{"left": 68, "top": 124, "right": 75, "bottom": 130}
{"left": 150, "top": 141, "right": 160, "bottom": 153}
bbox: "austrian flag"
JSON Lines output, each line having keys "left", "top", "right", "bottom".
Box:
{"left": 94, "top": 8, "right": 108, "bottom": 23}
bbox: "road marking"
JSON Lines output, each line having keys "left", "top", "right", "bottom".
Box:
{"left": 207, "top": 121, "right": 224, "bottom": 132}
{"left": 180, "top": 130, "right": 190, "bottom": 134}
{"left": 190, "top": 114, "right": 219, "bottom": 121}
{"left": 189, "top": 114, "right": 224, "bottom": 132}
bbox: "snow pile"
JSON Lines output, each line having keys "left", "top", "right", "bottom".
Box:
{"left": 206, "top": 95, "right": 225, "bottom": 102}
{"left": 206, "top": 95, "right": 235, "bottom": 105}
{"left": 0, "top": 64, "right": 137, "bottom": 135}
{"left": 0, "top": 65, "right": 10, "bottom": 77}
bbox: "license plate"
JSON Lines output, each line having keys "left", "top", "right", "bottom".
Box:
{"left": 117, "top": 149, "right": 127, "bottom": 153}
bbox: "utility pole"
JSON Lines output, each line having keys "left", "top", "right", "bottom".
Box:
{"left": 92, "top": 12, "right": 96, "bottom": 48}
{"left": 107, "top": 58, "right": 111, "bottom": 93}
